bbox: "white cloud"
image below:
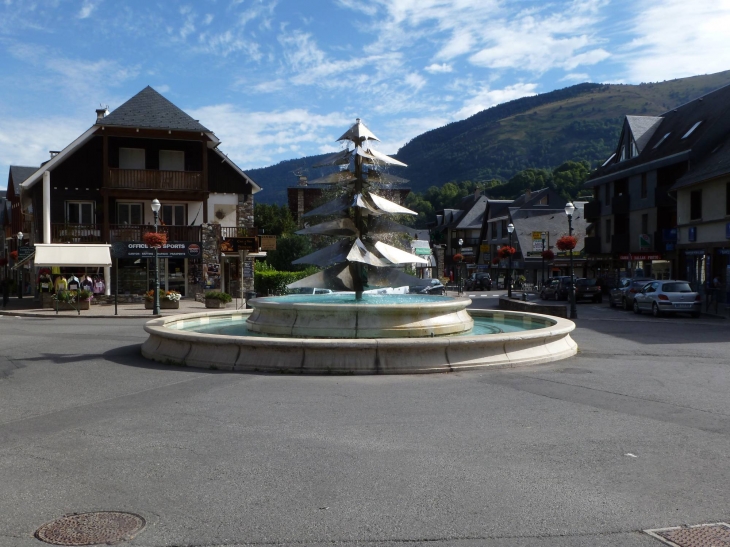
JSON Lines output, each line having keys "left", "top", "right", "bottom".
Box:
{"left": 404, "top": 72, "right": 426, "bottom": 90}
{"left": 425, "top": 63, "right": 452, "bottom": 73}
{"left": 455, "top": 83, "right": 538, "bottom": 119}
{"left": 560, "top": 72, "right": 590, "bottom": 82}
{"left": 78, "top": 0, "right": 100, "bottom": 19}
{"left": 622, "top": 0, "right": 730, "bottom": 82}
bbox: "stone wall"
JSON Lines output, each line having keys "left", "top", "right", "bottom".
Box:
{"left": 237, "top": 193, "right": 256, "bottom": 297}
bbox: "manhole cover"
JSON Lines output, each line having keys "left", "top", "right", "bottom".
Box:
{"left": 645, "top": 522, "right": 730, "bottom": 546}
{"left": 35, "top": 511, "right": 145, "bottom": 546}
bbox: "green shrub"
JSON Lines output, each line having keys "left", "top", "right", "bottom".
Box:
{"left": 254, "top": 270, "right": 313, "bottom": 296}
{"left": 204, "top": 291, "right": 232, "bottom": 303}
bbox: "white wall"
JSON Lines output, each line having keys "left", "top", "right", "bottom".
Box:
{"left": 207, "top": 193, "right": 239, "bottom": 228}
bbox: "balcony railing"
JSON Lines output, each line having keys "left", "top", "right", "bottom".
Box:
{"left": 51, "top": 224, "right": 103, "bottom": 243}
{"left": 584, "top": 200, "right": 601, "bottom": 220}
{"left": 583, "top": 236, "right": 602, "bottom": 255}
{"left": 110, "top": 225, "right": 202, "bottom": 243}
{"left": 451, "top": 238, "right": 481, "bottom": 248}
{"left": 611, "top": 194, "right": 630, "bottom": 215}
{"left": 109, "top": 169, "right": 203, "bottom": 191}
{"left": 221, "top": 226, "right": 259, "bottom": 239}
{"left": 611, "top": 233, "right": 630, "bottom": 254}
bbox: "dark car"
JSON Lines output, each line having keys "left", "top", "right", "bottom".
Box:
{"left": 575, "top": 278, "right": 603, "bottom": 302}
{"left": 540, "top": 276, "right": 572, "bottom": 301}
{"left": 410, "top": 278, "right": 446, "bottom": 295}
{"left": 465, "top": 272, "right": 492, "bottom": 291}
{"left": 609, "top": 278, "right": 653, "bottom": 310}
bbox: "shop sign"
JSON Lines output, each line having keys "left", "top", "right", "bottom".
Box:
{"left": 243, "top": 261, "right": 254, "bottom": 278}
{"left": 259, "top": 235, "right": 277, "bottom": 251}
{"left": 639, "top": 234, "right": 651, "bottom": 250}
{"left": 461, "top": 246, "right": 474, "bottom": 255}
{"left": 618, "top": 253, "right": 662, "bottom": 261}
{"left": 684, "top": 249, "right": 705, "bottom": 256}
{"left": 532, "top": 232, "right": 545, "bottom": 252}
{"left": 719, "top": 249, "right": 730, "bottom": 255}
{"left": 18, "top": 245, "right": 34, "bottom": 261}
{"left": 220, "top": 237, "right": 258, "bottom": 253}
{"left": 111, "top": 241, "right": 202, "bottom": 259}
{"left": 662, "top": 228, "right": 677, "bottom": 242}
{"left": 479, "top": 244, "right": 490, "bottom": 252}
{"left": 414, "top": 248, "right": 432, "bottom": 256}
{"left": 688, "top": 226, "right": 697, "bottom": 242}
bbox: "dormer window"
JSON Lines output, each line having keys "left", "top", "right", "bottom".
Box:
{"left": 653, "top": 132, "right": 671, "bottom": 149}
{"left": 682, "top": 121, "right": 702, "bottom": 139}
{"left": 631, "top": 141, "right": 638, "bottom": 158}
{"left": 619, "top": 145, "right": 626, "bottom": 161}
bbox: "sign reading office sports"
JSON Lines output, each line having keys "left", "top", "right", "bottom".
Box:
{"left": 111, "top": 242, "right": 202, "bottom": 259}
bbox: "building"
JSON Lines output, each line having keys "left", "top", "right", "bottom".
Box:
{"left": 14, "top": 86, "right": 261, "bottom": 299}
{"left": 584, "top": 83, "right": 730, "bottom": 286}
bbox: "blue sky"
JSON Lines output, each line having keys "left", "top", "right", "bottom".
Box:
{"left": 2, "top": 0, "right": 730, "bottom": 192}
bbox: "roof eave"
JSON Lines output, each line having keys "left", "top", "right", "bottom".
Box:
{"left": 212, "top": 148, "right": 262, "bottom": 194}
{"left": 585, "top": 150, "right": 691, "bottom": 188}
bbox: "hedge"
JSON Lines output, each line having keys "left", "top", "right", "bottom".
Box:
{"left": 254, "top": 270, "right": 312, "bottom": 296}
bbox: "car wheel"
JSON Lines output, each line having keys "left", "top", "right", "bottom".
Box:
{"left": 633, "top": 301, "right": 641, "bottom": 314}
{"left": 652, "top": 303, "right": 662, "bottom": 317}
{"left": 623, "top": 298, "right": 630, "bottom": 311}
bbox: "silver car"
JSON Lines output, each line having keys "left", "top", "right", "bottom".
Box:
{"left": 632, "top": 280, "right": 701, "bottom": 318}
{"left": 609, "top": 278, "right": 653, "bottom": 310}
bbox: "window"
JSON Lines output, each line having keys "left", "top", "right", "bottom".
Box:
{"left": 605, "top": 219, "right": 611, "bottom": 243}
{"left": 117, "top": 203, "right": 143, "bottom": 225}
{"left": 631, "top": 141, "right": 638, "bottom": 158}
{"left": 119, "top": 148, "right": 145, "bottom": 169}
{"left": 491, "top": 223, "right": 497, "bottom": 240}
{"left": 641, "top": 173, "right": 647, "bottom": 199}
{"left": 690, "top": 190, "right": 702, "bottom": 220}
{"left": 159, "top": 150, "right": 184, "bottom": 171}
{"left": 641, "top": 214, "right": 648, "bottom": 235}
{"left": 653, "top": 132, "right": 671, "bottom": 149}
{"left": 619, "top": 145, "right": 626, "bottom": 161}
{"left": 161, "top": 204, "right": 186, "bottom": 226}
{"left": 500, "top": 220, "right": 507, "bottom": 238}
{"left": 682, "top": 121, "right": 702, "bottom": 139}
{"left": 66, "top": 201, "right": 94, "bottom": 224}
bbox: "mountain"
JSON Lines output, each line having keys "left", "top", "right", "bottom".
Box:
{"left": 248, "top": 70, "right": 730, "bottom": 204}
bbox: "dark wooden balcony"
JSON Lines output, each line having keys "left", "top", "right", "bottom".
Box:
{"left": 51, "top": 224, "right": 103, "bottom": 243}
{"left": 583, "top": 236, "right": 602, "bottom": 255}
{"left": 221, "top": 226, "right": 259, "bottom": 239}
{"left": 109, "top": 169, "right": 202, "bottom": 191}
{"left": 451, "top": 238, "right": 481, "bottom": 248}
{"left": 611, "top": 194, "right": 630, "bottom": 215}
{"left": 584, "top": 200, "right": 601, "bottom": 220}
{"left": 611, "top": 233, "right": 630, "bottom": 254}
{"left": 110, "top": 224, "right": 202, "bottom": 243}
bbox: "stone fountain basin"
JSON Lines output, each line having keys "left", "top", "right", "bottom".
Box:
{"left": 141, "top": 309, "right": 577, "bottom": 374}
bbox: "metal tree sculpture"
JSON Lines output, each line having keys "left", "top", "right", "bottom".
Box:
{"left": 290, "top": 119, "right": 427, "bottom": 300}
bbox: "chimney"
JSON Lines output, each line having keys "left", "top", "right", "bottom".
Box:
{"left": 49, "top": 151, "right": 60, "bottom": 159}
{"left": 298, "top": 175, "right": 308, "bottom": 186}
{"left": 525, "top": 189, "right": 531, "bottom": 200}
{"left": 95, "top": 105, "right": 109, "bottom": 123}
{"left": 474, "top": 188, "right": 481, "bottom": 199}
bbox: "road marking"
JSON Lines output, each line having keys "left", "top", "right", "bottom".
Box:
{"left": 625, "top": 453, "right": 638, "bottom": 458}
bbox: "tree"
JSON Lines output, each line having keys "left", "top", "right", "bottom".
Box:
{"left": 265, "top": 235, "right": 313, "bottom": 271}
{"left": 254, "top": 203, "right": 298, "bottom": 236}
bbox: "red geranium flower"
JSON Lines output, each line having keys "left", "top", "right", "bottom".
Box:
{"left": 143, "top": 232, "right": 167, "bottom": 248}
{"left": 498, "top": 246, "right": 516, "bottom": 259}
{"left": 491, "top": 257, "right": 500, "bottom": 265}
{"left": 452, "top": 253, "right": 464, "bottom": 262}
{"left": 541, "top": 249, "right": 555, "bottom": 260}
{"left": 10, "top": 251, "right": 18, "bottom": 261}
{"left": 556, "top": 235, "right": 578, "bottom": 251}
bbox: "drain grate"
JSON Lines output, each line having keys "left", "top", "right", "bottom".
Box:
{"left": 645, "top": 522, "right": 730, "bottom": 547}
{"left": 34, "top": 511, "right": 145, "bottom": 546}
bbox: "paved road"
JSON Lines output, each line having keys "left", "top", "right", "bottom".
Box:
{"left": 1, "top": 302, "right": 729, "bottom": 546}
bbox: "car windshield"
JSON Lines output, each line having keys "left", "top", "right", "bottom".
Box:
{"left": 576, "top": 279, "right": 597, "bottom": 286}
{"left": 632, "top": 280, "right": 651, "bottom": 289}
{"left": 662, "top": 282, "right": 693, "bottom": 293}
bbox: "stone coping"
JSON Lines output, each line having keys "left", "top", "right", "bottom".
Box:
{"left": 142, "top": 309, "right": 577, "bottom": 374}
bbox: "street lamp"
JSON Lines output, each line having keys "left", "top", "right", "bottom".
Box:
{"left": 151, "top": 199, "right": 161, "bottom": 315}
{"left": 541, "top": 231, "right": 547, "bottom": 289}
{"left": 564, "top": 202, "right": 577, "bottom": 319}
{"left": 16, "top": 232, "right": 23, "bottom": 299}
{"left": 507, "top": 223, "right": 514, "bottom": 298}
{"left": 457, "top": 238, "right": 463, "bottom": 295}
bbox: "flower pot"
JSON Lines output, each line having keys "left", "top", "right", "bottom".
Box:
{"left": 55, "top": 300, "right": 90, "bottom": 311}
{"left": 205, "top": 299, "right": 228, "bottom": 309}
{"left": 145, "top": 300, "right": 180, "bottom": 310}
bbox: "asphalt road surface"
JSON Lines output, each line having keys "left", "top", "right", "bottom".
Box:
{"left": 1, "top": 301, "right": 730, "bottom": 547}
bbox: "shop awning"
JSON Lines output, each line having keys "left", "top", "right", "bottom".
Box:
{"left": 34, "top": 244, "right": 112, "bottom": 267}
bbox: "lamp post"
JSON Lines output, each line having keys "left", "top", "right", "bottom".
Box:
{"left": 541, "top": 231, "right": 547, "bottom": 289}
{"left": 16, "top": 231, "right": 23, "bottom": 299}
{"left": 507, "top": 223, "right": 514, "bottom": 298}
{"left": 565, "top": 202, "right": 577, "bottom": 319}
{"left": 457, "top": 238, "right": 463, "bottom": 295}
{"left": 151, "top": 199, "right": 161, "bottom": 315}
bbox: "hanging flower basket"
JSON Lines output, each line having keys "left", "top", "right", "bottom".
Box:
{"left": 9, "top": 251, "right": 18, "bottom": 261}
{"left": 556, "top": 235, "right": 578, "bottom": 251}
{"left": 541, "top": 249, "right": 555, "bottom": 261}
{"left": 491, "top": 257, "right": 500, "bottom": 265}
{"left": 452, "top": 253, "right": 464, "bottom": 262}
{"left": 143, "top": 232, "right": 167, "bottom": 248}
{"left": 498, "top": 246, "right": 516, "bottom": 259}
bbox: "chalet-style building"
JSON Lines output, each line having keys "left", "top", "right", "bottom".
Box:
{"left": 584, "top": 83, "right": 730, "bottom": 291}
{"left": 13, "top": 86, "right": 261, "bottom": 299}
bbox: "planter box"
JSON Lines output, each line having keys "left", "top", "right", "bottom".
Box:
{"left": 41, "top": 292, "right": 55, "bottom": 308}
{"left": 205, "top": 299, "right": 228, "bottom": 309}
{"left": 55, "top": 300, "right": 91, "bottom": 311}
{"left": 145, "top": 300, "right": 180, "bottom": 310}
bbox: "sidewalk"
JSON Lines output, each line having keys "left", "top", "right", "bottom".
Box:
{"left": 0, "top": 297, "right": 250, "bottom": 318}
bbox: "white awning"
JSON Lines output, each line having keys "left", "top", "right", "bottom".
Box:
{"left": 34, "top": 244, "right": 112, "bottom": 267}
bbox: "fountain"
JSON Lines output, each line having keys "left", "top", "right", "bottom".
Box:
{"left": 142, "top": 120, "right": 577, "bottom": 373}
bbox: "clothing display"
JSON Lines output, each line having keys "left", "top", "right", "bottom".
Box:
{"left": 54, "top": 276, "right": 68, "bottom": 292}
{"left": 67, "top": 275, "right": 81, "bottom": 291}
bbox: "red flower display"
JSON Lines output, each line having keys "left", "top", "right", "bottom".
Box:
{"left": 491, "top": 257, "right": 500, "bottom": 265}
{"left": 541, "top": 249, "right": 555, "bottom": 260}
{"left": 10, "top": 251, "right": 18, "bottom": 261}
{"left": 143, "top": 232, "right": 168, "bottom": 248}
{"left": 556, "top": 235, "right": 578, "bottom": 251}
{"left": 452, "top": 253, "right": 464, "bottom": 262}
{"left": 498, "top": 246, "right": 516, "bottom": 259}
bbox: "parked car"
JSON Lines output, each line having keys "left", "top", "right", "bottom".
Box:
{"left": 465, "top": 272, "right": 492, "bottom": 291}
{"left": 540, "top": 276, "right": 572, "bottom": 300}
{"left": 574, "top": 278, "right": 603, "bottom": 302}
{"left": 288, "top": 287, "right": 333, "bottom": 295}
{"left": 410, "top": 278, "right": 446, "bottom": 295}
{"left": 609, "top": 278, "right": 653, "bottom": 310}
{"left": 632, "top": 280, "right": 701, "bottom": 317}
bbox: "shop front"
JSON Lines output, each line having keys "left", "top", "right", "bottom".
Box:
{"left": 617, "top": 253, "right": 669, "bottom": 280}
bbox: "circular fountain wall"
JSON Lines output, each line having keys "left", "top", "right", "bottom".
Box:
{"left": 141, "top": 297, "right": 577, "bottom": 374}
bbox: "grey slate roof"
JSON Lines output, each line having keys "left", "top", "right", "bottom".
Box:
{"left": 626, "top": 116, "right": 663, "bottom": 152}
{"left": 101, "top": 86, "right": 210, "bottom": 132}
{"left": 9, "top": 165, "right": 39, "bottom": 193}
{"left": 510, "top": 203, "right": 587, "bottom": 259}
{"left": 672, "top": 139, "right": 730, "bottom": 190}
{"left": 587, "top": 83, "right": 730, "bottom": 186}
